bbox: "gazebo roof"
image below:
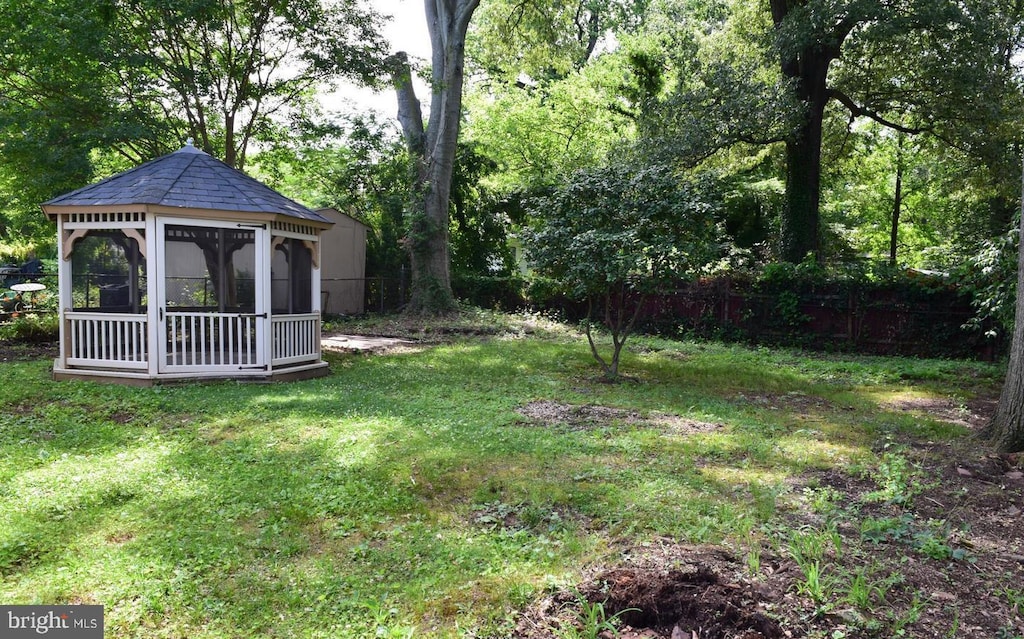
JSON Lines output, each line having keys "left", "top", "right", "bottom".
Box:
{"left": 43, "top": 143, "right": 329, "bottom": 224}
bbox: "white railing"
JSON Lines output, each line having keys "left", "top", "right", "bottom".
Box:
{"left": 66, "top": 312, "right": 148, "bottom": 370}
{"left": 63, "top": 311, "right": 319, "bottom": 374}
{"left": 165, "top": 311, "right": 259, "bottom": 368}
{"left": 272, "top": 313, "right": 320, "bottom": 366}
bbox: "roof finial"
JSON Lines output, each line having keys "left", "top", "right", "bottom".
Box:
{"left": 186, "top": 137, "right": 194, "bottom": 147}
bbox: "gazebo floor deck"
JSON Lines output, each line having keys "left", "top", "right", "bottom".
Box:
{"left": 52, "top": 359, "right": 330, "bottom": 386}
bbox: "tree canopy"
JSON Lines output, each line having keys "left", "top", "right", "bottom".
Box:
{"left": 0, "top": 0, "right": 386, "bottom": 253}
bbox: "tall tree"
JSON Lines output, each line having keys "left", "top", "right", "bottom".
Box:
{"left": 254, "top": 114, "right": 412, "bottom": 279}
{"left": 391, "top": 0, "right": 481, "bottom": 314}
{"left": 986, "top": 158, "right": 1024, "bottom": 453}
{"left": 0, "top": 0, "right": 385, "bottom": 254}
{"left": 0, "top": 0, "right": 123, "bottom": 246}
{"left": 768, "top": 0, "right": 1024, "bottom": 262}
{"left": 635, "top": 0, "right": 1024, "bottom": 263}
{"left": 464, "top": 54, "right": 637, "bottom": 191}
{"left": 468, "top": 0, "right": 645, "bottom": 81}
{"left": 0, "top": 0, "right": 385, "bottom": 174}
{"left": 114, "top": 0, "right": 386, "bottom": 169}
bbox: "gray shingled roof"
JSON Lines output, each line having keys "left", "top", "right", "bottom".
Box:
{"left": 44, "top": 144, "right": 330, "bottom": 224}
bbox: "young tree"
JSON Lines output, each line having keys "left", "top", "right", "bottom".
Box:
{"left": 391, "top": 0, "right": 481, "bottom": 314}
{"left": 524, "top": 163, "right": 720, "bottom": 380}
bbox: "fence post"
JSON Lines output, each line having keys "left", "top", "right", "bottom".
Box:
{"left": 722, "top": 278, "right": 730, "bottom": 324}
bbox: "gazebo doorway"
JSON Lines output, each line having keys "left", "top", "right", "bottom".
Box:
{"left": 158, "top": 219, "right": 265, "bottom": 374}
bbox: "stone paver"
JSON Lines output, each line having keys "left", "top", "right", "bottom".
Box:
{"left": 321, "top": 333, "right": 415, "bottom": 353}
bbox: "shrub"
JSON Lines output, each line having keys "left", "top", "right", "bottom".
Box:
{"left": 0, "top": 312, "right": 59, "bottom": 343}
{"left": 452, "top": 273, "right": 526, "bottom": 310}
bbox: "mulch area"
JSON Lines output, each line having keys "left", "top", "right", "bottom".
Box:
{"left": 0, "top": 340, "right": 57, "bottom": 362}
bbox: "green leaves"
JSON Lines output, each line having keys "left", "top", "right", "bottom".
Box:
{"left": 525, "top": 162, "right": 720, "bottom": 299}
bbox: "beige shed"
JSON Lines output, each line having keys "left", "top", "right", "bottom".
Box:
{"left": 316, "top": 208, "right": 368, "bottom": 315}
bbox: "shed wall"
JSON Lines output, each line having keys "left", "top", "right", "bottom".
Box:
{"left": 317, "top": 208, "right": 368, "bottom": 315}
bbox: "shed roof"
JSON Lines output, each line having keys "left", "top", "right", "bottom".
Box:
{"left": 43, "top": 143, "right": 329, "bottom": 224}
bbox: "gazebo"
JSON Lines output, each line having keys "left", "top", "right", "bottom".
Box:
{"left": 42, "top": 142, "right": 333, "bottom": 384}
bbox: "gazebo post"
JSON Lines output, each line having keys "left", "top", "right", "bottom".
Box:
{"left": 55, "top": 216, "right": 71, "bottom": 371}
{"left": 312, "top": 241, "right": 323, "bottom": 315}
{"left": 256, "top": 226, "right": 272, "bottom": 374}
{"left": 145, "top": 214, "right": 160, "bottom": 378}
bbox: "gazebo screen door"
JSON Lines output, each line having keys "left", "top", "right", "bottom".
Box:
{"left": 156, "top": 219, "right": 268, "bottom": 373}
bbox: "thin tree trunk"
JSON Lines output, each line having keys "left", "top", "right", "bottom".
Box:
{"left": 986, "top": 156, "right": 1024, "bottom": 452}
{"left": 889, "top": 133, "right": 904, "bottom": 266}
{"left": 584, "top": 297, "right": 613, "bottom": 378}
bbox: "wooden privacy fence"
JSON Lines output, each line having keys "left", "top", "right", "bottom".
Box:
{"left": 639, "top": 277, "right": 999, "bottom": 360}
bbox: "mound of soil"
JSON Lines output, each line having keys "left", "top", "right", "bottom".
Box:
{"left": 586, "top": 566, "right": 783, "bottom": 638}
{"left": 516, "top": 547, "right": 785, "bottom": 639}
{"left": 514, "top": 394, "right": 1024, "bottom": 638}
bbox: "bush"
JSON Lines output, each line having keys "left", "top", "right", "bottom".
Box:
{"left": 451, "top": 273, "right": 527, "bottom": 310}
{"left": 0, "top": 313, "right": 59, "bottom": 343}
{"left": 954, "top": 225, "right": 1018, "bottom": 339}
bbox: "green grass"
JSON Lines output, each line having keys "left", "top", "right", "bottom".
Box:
{"left": 0, "top": 317, "right": 1002, "bottom": 637}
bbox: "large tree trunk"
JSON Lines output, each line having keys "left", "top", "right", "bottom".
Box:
{"left": 778, "top": 44, "right": 831, "bottom": 264}
{"left": 770, "top": 0, "right": 842, "bottom": 264}
{"left": 986, "top": 157, "right": 1024, "bottom": 453}
{"left": 392, "top": 0, "right": 480, "bottom": 314}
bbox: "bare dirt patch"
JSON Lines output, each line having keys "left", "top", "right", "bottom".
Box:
{"left": 516, "top": 401, "right": 722, "bottom": 434}
{"left": 881, "top": 394, "right": 997, "bottom": 429}
{"left": 736, "top": 392, "right": 840, "bottom": 413}
{"left": 516, "top": 544, "right": 786, "bottom": 639}
{"left": 515, "top": 392, "right": 1024, "bottom": 638}
{"left": 0, "top": 339, "right": 57, "bottom": 362}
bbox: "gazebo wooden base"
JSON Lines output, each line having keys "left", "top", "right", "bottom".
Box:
{"left": 51, "top": 360, "right": 330, "bottom": 386}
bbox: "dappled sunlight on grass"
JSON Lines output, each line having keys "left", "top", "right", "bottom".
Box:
{"left": 698, "top": 465, "right": 789, "bottom": 490}
{"left": 0, "top": 330, "right": 1005, "bottom": 637}
{"left": 773, "top": 432, "right": 870, "bottom": 468}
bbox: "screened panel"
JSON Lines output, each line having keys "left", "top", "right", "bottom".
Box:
{"left": 164, "top": 225, "right": 256, "bottom": 312}
{"left": 70, "top": 232, "right": 146, "bottom": 312}
{"left": 271, "top": 238, "right": 312, "bottom": 314}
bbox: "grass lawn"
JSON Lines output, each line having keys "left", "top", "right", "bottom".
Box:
{"left": 0, "top": 311, "right": 1019, "bottom": 638}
